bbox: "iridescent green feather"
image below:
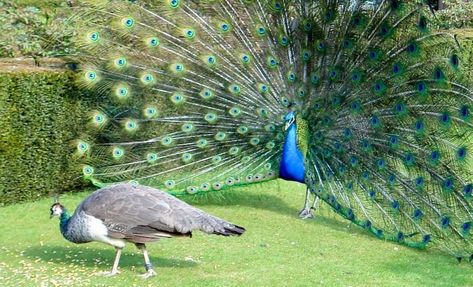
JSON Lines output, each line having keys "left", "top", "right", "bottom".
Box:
{"left": 71, "top": 0, "right": 473, "bottom": 259}
{"left": 296, "top": 115, "right": 309, "bottom": 157}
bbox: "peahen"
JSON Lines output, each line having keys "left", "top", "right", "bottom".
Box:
{"left": 49, "top": 183, "right": 245, "bottom": 278}
{"left": 71, "top": 0, "right": 473, "bottom": 259}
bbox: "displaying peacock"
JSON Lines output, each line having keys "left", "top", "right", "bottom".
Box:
{"left": 50, "top": 183, "right": 245, "bottom": 278}
{"left": 71, "top": 0, "right": 473, "bottom": 260}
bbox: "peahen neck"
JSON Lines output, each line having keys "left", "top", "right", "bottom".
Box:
{"left": 279, "top": 123, "right": 305, "bottom": 183}
{"left": 59, "top": 210, "right": 72, "bottom": 238}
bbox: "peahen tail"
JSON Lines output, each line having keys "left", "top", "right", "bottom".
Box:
{"left": 70, "top": 0, "right": 473, "bottom": 258}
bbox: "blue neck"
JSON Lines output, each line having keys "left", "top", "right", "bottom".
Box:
{"left": 279, "top": 123, "right": 305, "bottom": 183}
{"left": 59, "top": 210, "right": 71, "bottom": 237}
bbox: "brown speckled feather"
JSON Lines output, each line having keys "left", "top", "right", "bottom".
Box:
{"left": 77, "top": 183, "right": 245, "bottom": 242}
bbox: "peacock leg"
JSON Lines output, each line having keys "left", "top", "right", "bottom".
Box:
{"left": 136, "top": 243, "right": 157, "bottom": 279}
{"left": 97, "top": 247, "right": 122, "bottom": 276}
{"left": 298, "top": 187, "right": 314, "bottom": 219}
{"left": 311, "top": 196, "right": 320, "bottom": 211}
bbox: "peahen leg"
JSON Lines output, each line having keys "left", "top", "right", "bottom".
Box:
{"left": 298, "top": 187, "right": 314, "bottom": 219}
{"left": 136, "top": 243, "right": 157, "bottom": 279}
{"left": 97, "top": 247, "right": 122, "bottom": 276}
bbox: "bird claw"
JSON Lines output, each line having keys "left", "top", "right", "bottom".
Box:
{"left": 96, "top": 270, "right": 120, "bottom": 277}
{"left": 298, "top": 208, "right": 314, "bottom": 219}
{"left": 139, "top": 269, "right": 157, "bottom": 279}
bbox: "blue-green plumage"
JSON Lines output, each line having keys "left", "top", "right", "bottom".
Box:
{"left": 280, "top": 112, "right": 305, "bottom": 183}
{"left": 73, "top": 0, "right": 473, "bottom": 259}
{"left": 59, "top": 210, "right": 71, "bottom": 236}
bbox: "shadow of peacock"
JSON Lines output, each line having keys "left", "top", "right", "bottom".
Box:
{"left": 50, "top": 183, "right": 245, "bottom": 278}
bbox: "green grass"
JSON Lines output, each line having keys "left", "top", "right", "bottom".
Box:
{"left": 0, "top": 180, "right": 472, "bottom": 287}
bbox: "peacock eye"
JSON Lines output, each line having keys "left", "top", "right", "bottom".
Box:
{"left": 123, "top": 18, "right": 134, "bottom": 28}
{"left": 169, "top": 0, "right": 179, "bottom": 8}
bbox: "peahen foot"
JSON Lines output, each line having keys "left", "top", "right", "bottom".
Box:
{"left": 95, "top": 247, "right": 122, "bottom": 277}
{"left": 139, "top": 269, "right": 157, "bottom": 279}
{"left": 298, "top": 208, "right": 314, "bottom": 219}
{"left": 136, "top": 244, "right": 158, "bottom": 279}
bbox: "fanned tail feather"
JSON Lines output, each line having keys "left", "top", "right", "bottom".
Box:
{"left": 71, "top": 0, "right": 473, "bottom": 258}
{"left": 72, "top": 0, "right": 303, "bottom": 194}
{"left": 302, "top": 0, "right": 473, "bottom": 258}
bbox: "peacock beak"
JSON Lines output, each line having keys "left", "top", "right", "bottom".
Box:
{"left": 284, "top": 117, "right": 295, "bottom": 131}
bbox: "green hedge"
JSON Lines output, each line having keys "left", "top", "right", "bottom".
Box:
{"left": 0, "top": 68, "right": 92, "bottom": 205}
{"left": 461, "top": 37, "right": 473, "bottom": 82}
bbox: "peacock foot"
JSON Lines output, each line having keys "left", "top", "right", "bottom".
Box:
{"left": 298, "top": 208, "right": 314, "bottom": 219}
{"left": 139, "top": 269, "right": 157, "bottom": 279}
{"left": 96, "top": 270, "right": 120, "bottom": 277}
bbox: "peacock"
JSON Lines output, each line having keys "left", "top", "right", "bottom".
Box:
{"left": 50, "top": 183, "right": 245, "bottom": 278}
{"left": 70, "top": 0, "right": 473, "bottom": 260}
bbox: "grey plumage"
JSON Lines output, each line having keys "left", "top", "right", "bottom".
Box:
{"left": 50, "top": 183, "right": 245, "bottom": 278}
{"left": 80, "top": 183, "right": 243, "bottom": 239}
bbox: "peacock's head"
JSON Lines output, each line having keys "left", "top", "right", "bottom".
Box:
{"left": 284, "top": 111, "right": 296, "bottom": 131}
{"left": 50, "top": 202, "right": 65, "bottom": 219}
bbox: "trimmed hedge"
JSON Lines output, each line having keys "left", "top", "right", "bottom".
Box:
{"left": 461, "top": 37, "right": 473, "bottom": 82}
{"left": 0, "top": 64, "right": 92, "bottom": 205}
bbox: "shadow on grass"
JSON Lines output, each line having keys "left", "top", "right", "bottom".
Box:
{"left": 315, "top": 214, "right": 368, "bottom": 234}
{"left": 24, "top": 245, "right": 197, "bottom": 269}
{"left": 378, "top": 249, "right": 471, "bottom": 282}
{"left": 313, "top": 212, "right": 471, "bottom": 270}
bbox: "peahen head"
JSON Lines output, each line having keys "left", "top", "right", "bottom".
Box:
{"left": 50, "top": 202, "right": 66, "bottom": 219}
{"left": 284, "top": 111, "right": 296, "bottom": 131}
{"left": 50, "top": 201, "right": 71, "bottom": 236}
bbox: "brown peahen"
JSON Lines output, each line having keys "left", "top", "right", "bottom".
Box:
{"left": 50, "top": 183, "right": 245, "bottom": 278}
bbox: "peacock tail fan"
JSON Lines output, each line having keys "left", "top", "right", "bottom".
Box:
{"left": 71, "top": 0, "right": 473, "bottom": 257}
{"left": 302, "top": 1, "right": 473, "bottom": 258}
{"left": 72, "top": 0, "right": 305, "bottom": 195}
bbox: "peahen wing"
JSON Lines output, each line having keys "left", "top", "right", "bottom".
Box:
{"left": 302, "top": 0, "right": 473, "bottom": 257}
{"left": 72, "top": 0, "right": 307, "bottom": 195}
{"left": 80, "top": 183, "right": 245, "bottom": 236}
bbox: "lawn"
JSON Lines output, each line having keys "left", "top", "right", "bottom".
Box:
{"left": 0, "top": 180, "right": 471, "bottom": 287}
